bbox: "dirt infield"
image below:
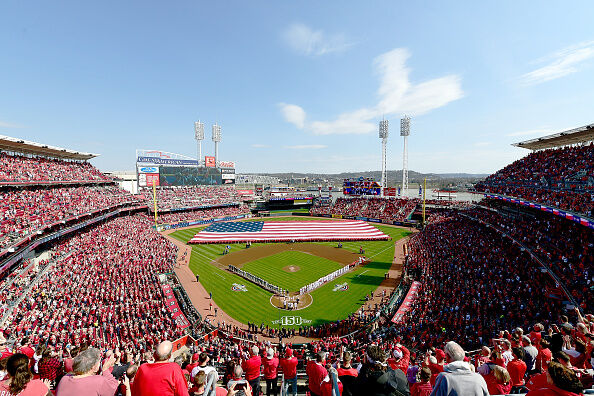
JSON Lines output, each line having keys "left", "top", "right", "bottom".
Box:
{"left": 212, "top": 243, "right": 359, "bottom": 271}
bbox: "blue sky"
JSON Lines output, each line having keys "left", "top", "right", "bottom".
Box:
{"left": 1, "top": 1, "right": 593, "bottom": 174}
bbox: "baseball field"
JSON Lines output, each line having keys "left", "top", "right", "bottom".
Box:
{"left": 170, "top": 217, "right": 411, "bottom": 328}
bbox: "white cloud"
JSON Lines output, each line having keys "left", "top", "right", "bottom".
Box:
{"left": 282, "top": 23, "right": 354, "bottom": 56}
{"left": 251, "top": 144, "right": 270, "bottom": 148}
{"left": 521, "top": 41, "right": 594, "bottom": 85}
{"left": 283, "top": 145, "right": 327, "bottom": 150}
{"left": 0, "top": 121, "right": 24, "bottom": 128}
{"left": 278, "top": 103, "right": 306, "bottom": 129}
{"left": 279, "top": 48, "right": 463, "bottom": 135}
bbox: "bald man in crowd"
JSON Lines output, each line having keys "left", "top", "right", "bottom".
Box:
{"left": 132, "top": 340, "right": 189, "bottom": 396}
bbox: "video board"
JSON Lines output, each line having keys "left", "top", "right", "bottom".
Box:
{"left": 159, "top": 166, "right": 222, "bottom": 186}
{"left": 343, "top": 178, "right": 381, "bottom": 196}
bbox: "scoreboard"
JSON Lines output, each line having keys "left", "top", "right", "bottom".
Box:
{"left": 343, "top": 178, "right": 381, "bottom": 196}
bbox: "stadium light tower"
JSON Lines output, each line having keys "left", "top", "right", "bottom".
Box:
{"left": 212, "top": 123, "right": 222, "bottom": 166}
{"left": 400, "top": 116, "right": 411, "bottom": 196}
{"left": 379, "top": 118, "right": 389, "bottom": 195}
{"left": 194, "top": 120, "right": 204, "bottom": 167}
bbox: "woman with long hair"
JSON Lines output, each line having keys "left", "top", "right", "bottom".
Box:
{"left": 0, "top": 353, "right": 51, "bottom": 395}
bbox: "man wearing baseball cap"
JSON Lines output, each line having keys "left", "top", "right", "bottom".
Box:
{"left": 242, "top": 346, "right": 262, "bottom": 396}
{"left": 262, "top": 348, "right": 279, "bottom": 396}
{"left": 186, "top": 353, "right": 200, "bottom": 379}
{"left": 279, "top": 348, "right": 298, "bottom": 396}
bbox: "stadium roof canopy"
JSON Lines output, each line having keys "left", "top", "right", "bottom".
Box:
{"left": 0, "top": 135, "right": 98, "bottom": 160}
{"left": 512, "top": 123, "right": 594, "bottom": 151}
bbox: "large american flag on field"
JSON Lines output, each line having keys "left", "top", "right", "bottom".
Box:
{"left": 188, "top": 220, "right": 390, "bottom": 244}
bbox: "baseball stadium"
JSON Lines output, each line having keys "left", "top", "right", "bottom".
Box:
{"left": 1, "top": 3, "right": 594, "bottom": 396}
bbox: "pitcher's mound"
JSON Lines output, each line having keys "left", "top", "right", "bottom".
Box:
{"left": 283, "top": 265, "right": 300, "bottom": 272}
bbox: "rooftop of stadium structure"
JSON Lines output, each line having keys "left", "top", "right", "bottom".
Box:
{"left": 512, "top": 123, "right": 594, "bottom": 150}
{"left": 0, "top": 134, "right": 98, "bottom": 160}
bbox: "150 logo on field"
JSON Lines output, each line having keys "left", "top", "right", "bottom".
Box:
{"left": 272, "top": 316, "right": 312, "bottom": 326}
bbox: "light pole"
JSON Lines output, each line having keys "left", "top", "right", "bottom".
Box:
{"left": 212, "top": 123, "right": 222, "bottom": 167}
{"left": 194, "top": 121, "right": 204, "bottom": 167}
{"left": 379, "top": 119, "right": 389, "bottom": 196}
{"left": 400, "top": 116, "right": 411, "bottom": 196}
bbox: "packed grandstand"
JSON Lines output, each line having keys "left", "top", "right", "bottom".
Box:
{"left": 0, "top": 129, "right": 591, "bottom": 396}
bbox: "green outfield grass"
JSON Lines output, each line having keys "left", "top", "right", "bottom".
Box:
{"left": 242, "top": 251, "right": 343, "bottom": 291}
{"left": 170, "top": 217, "right": 411, "bottom": 328}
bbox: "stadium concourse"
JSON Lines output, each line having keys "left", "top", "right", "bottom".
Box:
{"left": 0, "top": 132, "right": 591, "bottom": 396}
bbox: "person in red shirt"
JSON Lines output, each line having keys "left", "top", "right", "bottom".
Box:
{"left": 530, "top": 323, "right": 544, "bottom": 349}
{"left": 17, "top": 337, "right": 35, "bottom": 360}
{"left": 483, "top": 365, "right": 512, "bottom": 396}
{"left": 410, "top": 367, "right": 433, "bottom": 396}
{"left": 536, "top": 339, "right": 553, "bottom": 373}
{"left": 336, "top": 351, "right": 357, "bottom": 396}
{"left": 131, "top": 341, "right": 189, "bottom": 396}
{"left": 0, "top": 353, "right": 50, "bottom": 396}
{"left": 507, "top": 347, "right": 527, "bottom": 390}
{"left": 56, "top": 347, "right": 119, "bottom": 396}
{"left": 525, "top": 361, "right": 583, "bottom": 396}
{"left": 241, "top": 346, "right": 262, "bottom": 396}
{"left": 226, "top": 364, "right": 253, "bottom": 396}
{"left": 474, "top": 346, "right": 491, "bottom": 368}
{"left": 306, "top": 351, "right": 328, "bottom": 396}
{"left": 320, "top": 367, "right": 343, "bottom": 396}
{"left": 387, "top": 343, "right": 411, "bottom": 374}
{"left": 279, "top": 348, "right": 298, "bottom": 396}
{"left": 186, "top": 353, "right": 200, "bottom": 380}
{"left": 262, "top": 348, "right": 279, "bottom": 396}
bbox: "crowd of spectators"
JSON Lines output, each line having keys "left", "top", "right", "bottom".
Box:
{"left": 154, "top": 204, "right": 251, "bottom": 225}
{"left": 475, "top": 144, "right": 594, "bottom": 216}
{"left": 0, "top": 305, "right": 590, "bottom": 395}
{"left": 311, "top": 197, "right": 419, "bottom": 222}
{"left": 466, "top": 202, "right": 594, "bottom": 312}
{"left": 0, "top": 185, "right": 141, "bottom": 249}
{"left": 399, "top": 214, "right": 565, "bottom": 351}
{"left": 1, "top": 215, "right": 185, "bottom": 353}
{"left": 141, "top": 186, "right": 244, "bottom": 210}
{"left": 0, "top": 153, "right": 110, "bottom": 183}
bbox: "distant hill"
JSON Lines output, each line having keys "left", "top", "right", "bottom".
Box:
{"left": 255, "top": 170, "right": 488, "bottom": 189}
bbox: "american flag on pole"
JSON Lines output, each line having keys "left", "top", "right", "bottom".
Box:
{"left": 188, "top": 220, "right": 389, "bottom": 244}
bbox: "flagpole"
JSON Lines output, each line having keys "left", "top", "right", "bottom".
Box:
{"left": 152, "top": 179, "right": 158, "bottom": 226}
{"left": 422, "top": 177, "right": 426, "bottom": 227}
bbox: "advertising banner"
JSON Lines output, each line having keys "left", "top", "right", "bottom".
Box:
{"left": 391, "top": 281, "right": 421, "bottom": 324}
{"left": 485, "top": 194, "right": 594, "bottom": 230}
{"left": 138, "top": 166, "right": 159, "bottom": 174}
{"left": 222, "top": 173, "right": 236, "bottom": 180}
{"left": 139, "top": 173, "right": 160, "bottom": 187}
{"left": 236, "top": 189, "right": 254, "bottom": 195}
{"left": 205, "top": 156, "right": 216, "bottom": 167}
{"left": 138, "top": 156, "right": 197, "bottom": 166}
{"left": 331, "top": 214, "right": 343, "bottom": 219}
{"left": 384, "top": 187, "right": 397, "bottom": 196}
{"left": 219, "top": 161, "right": 235, "bottom": 169}
{"left": 161, "top": 284, "right": 190, "bottom": 329}
{"left": 221, "top": 168, "right": 235, "bottom": 174}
